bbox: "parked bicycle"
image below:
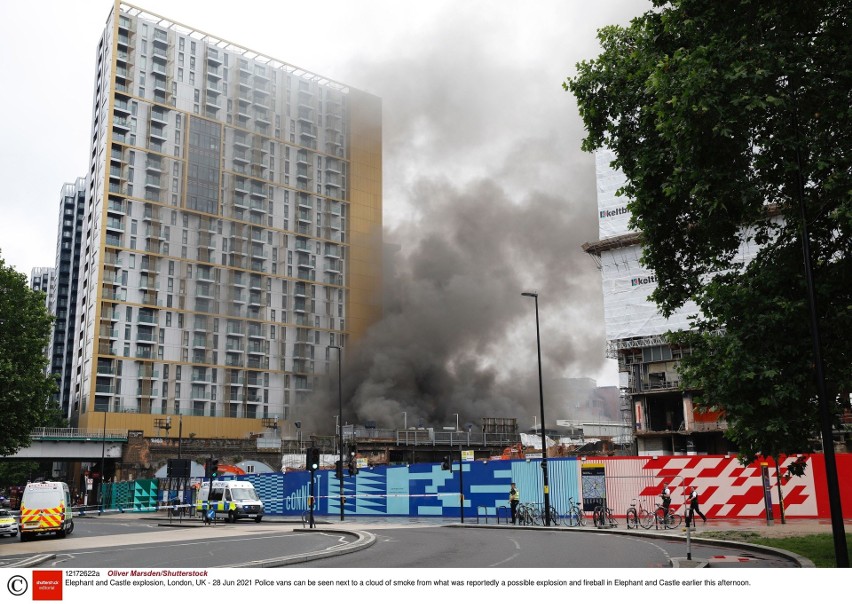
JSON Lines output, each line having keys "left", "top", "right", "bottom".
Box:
{"left": 564, "top": 497, "right": 587, "bottom": 527}
{"left": 651, "top": 502, "right": 682, "bottom": 529}
{"left": 516, "top": 502, "right": 536, "bottom": 525}
{"left": 593, "top": 502, "right": 618, "bottom": 528}
{"left": 626, "top": 498, "right": 655, "bottom": 529}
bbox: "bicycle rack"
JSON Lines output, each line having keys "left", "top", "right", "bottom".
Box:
{"left": 496, "top": 505, "right": 510, "bottom": 525}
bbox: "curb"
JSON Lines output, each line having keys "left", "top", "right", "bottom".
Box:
{"left": 5, "top": 554, "right": 57, "bottom": 568}
{"left": 225, "top": 528, "right": 376, "bottom": 568}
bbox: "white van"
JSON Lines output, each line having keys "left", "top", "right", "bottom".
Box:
{"left": 196, "top": 480, "right": 264, "bottom": 523}
{"left": 19, "top": 481, "right": 74, "bottom": 541}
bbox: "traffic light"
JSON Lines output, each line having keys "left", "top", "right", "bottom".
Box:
{"left": 205, "top": 458, "right": 219, "bottom": 479}
{"left": 348, "top": 457, "right": 358, "bottom": 476}
{"left": 441, "top": 456, "right": 451, "bottom": 471}
{"left": 306, "top": 447, "right": 320, "bottom": 471}
{"left": 334, "top": 460, "right": 344, "bottom": 480}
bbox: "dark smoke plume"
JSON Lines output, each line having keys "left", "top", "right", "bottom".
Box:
{"left": 298, "top": 6, "right": 616, "bottom": 434}
{"left": 304, "top": 175, "right": 607, "bottom": 434}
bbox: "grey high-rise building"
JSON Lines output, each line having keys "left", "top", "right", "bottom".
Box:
{"left": 48, "top": 178, "right": 87, "bottom": 416}
{"left": 30, "top": 267, "right": 55, "bottom": 301}
{"left": 70, "top": 2, "right": 383, "bottom": 439}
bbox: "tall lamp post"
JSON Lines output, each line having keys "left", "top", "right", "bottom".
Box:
{"left": 99, "top": 410, "right": 107, "bottom": 515}
{"left": 522, "top": 291, "right": 551, "bottom": 526}
{"left": 328, "top": 345, "right": 344, "bottom": 521}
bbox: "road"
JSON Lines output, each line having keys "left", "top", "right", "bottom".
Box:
{"left": 0, "top": 515, "right": 799, "bottom": 568}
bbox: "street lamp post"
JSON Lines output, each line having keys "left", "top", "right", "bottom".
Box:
{"left": 522, "top": 291, "right": 551, "bottom": 526}
{"left": 328, "top": 345, "right": 344, "bottom": 521}
{"left": 99, "top": 410, "right": 107, "bottom": 515}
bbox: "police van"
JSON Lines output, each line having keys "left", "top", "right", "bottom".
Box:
{"left": 196, "top": 480, "right": 264, "bottom": 523}
{"left": 19, "top": 481, "right": 74, "bottom": 541}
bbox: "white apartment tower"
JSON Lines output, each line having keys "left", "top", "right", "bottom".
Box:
{"left": 71, "top": 2, "right": 382, "bottom": 438}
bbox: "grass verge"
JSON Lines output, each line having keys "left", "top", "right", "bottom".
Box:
{"left": 701, "top": 531, "right": 852, "bottom": 568}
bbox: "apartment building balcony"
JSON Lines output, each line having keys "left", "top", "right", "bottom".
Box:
{"left": 149, "top": 126, "right": 167, "bottom": 142}
{"left": 186, "top": 349, "right": 210, "bottom": 364}
{"left": 137, "top": 309, "right": 157, "bottom": 325}
{"left": 290, "top": 359, "right": 311, "bottom": 375}
{"left": 292, "top": 343, "right": 314, "bottom": 359}
{"left": 249, "top": 183, "right": 267, "bottom": 198}
{"left": 139, "top": 276, "right": 160, "bottom": 291}
{"left": 294, "top": 313, "right": 314, "bottom": 326}
{"left": 325, "top": 141, "right": 344, "bottom": 157}
{"left": 195, "top": 284, "right": 215, "bottom": 299}
{"left": 246, "top": 342, "right": 266, "bottom": 356}
{"left": 135, "top": 344, "right": 155, "bottom": 360}
{"left": 105, "top": 233, "right": 124, "bottom": 248}
{"left": 113, "top": 97, "right": 132, "bottom": 116}
{"left": 233, "top": 135, "right": 250, "bottom": 149}
{"left": 324, "top": 259, "right": 343, "bottom": 274}
{"left": 99, "top": 326, "right": 119, "bottom": 340}
{"left": 97, "top": 341, "right": 119, "bottom": 356}
{"left": 296, "top": 253, "right": 313, "bottom": 269}
{"left": 204, "top": 95, "right": 222, "bottom": 111}
{"left": 254, "top": 111, "right": 270, "bottom": 126}
{"left": 96, "top": 360, "right": 117, "bottom": 376}
{"left": 207, "top": 66, "right": 223, "bottom": 82}
{"left": 103, "top": 251, "right": 122, "bottom": 267}
{"left": 206, "top": 48, "right": 223, "bottom": 66}
{"left": 192, "top": 335, "right": 210, "bottom": 350}
{"left": 152, "top": 29, "right": 168, "bottom": 46}
{"left": 197, "top": 248, "right": 216, "bottom": 263}
{"left": 112, "top": 115, "right": 131, "bottom": 132}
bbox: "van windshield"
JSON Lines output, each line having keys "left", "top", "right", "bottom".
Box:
{"left": 230, "top": 487, "right": 257, "bottom": 501}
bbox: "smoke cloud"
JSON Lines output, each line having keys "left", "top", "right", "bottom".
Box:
{"left": 292, "top": 2, "right": 636, "bottom": 434}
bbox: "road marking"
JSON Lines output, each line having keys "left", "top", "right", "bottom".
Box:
{"left": 489, "top": 536, "right": 521, "bottom": 567}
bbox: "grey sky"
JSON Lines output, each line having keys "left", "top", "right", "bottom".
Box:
{"left": 0, "top": 0, "right": 647, "bottom": 399}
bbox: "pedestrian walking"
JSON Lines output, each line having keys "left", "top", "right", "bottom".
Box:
{"left": 509, "top": 483, "right": 520, "bottom": 524}
{"left": 687, "top": 486, "right": 707, "bottom": 523}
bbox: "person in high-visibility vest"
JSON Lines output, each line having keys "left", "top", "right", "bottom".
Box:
{"left": 509, "top": 483, "right": 520, "bottom": 524}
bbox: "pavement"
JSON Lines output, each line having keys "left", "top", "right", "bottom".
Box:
{"left": 13, "top": 511, "right": 848, "bottom": 568}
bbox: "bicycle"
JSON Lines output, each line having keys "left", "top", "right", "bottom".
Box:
{"left": 564, "top": 497, "right": 587, "bottom": 527}
{"left": 516, "top": 502, "right": 535, "bottom": 526}
{"left": 627, "top": 498, "right": 656, "bottom": 529}
{"left": 593, "top": 503, "right": 618, "bottom": 528}
{"left": 625, "top": 498, "right": 640, "bottom": 529}
{"left": 651, "top": 502, "right": 682, "bottom": 529}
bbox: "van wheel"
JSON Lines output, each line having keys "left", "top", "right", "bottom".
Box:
{"left": 20, "top": 532, "right": 30, "bottom": 542}
{"left": 57, "top": 528, "right": 67, "bottom": 539}
{"left": 254, "top": 516, "right": 262, "bottom": 523}
{"left": 66, "top": 520, "right": 74, "bottom": 535}
{"left": 228, "top": 511, "right": 236, "bottom": 524}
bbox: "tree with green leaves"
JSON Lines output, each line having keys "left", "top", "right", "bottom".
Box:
{"left": 0, "top": 253, "right": 57, "bottom": 456}
{"left": 565, "top": 0, "right": 851, "bottom": 466}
